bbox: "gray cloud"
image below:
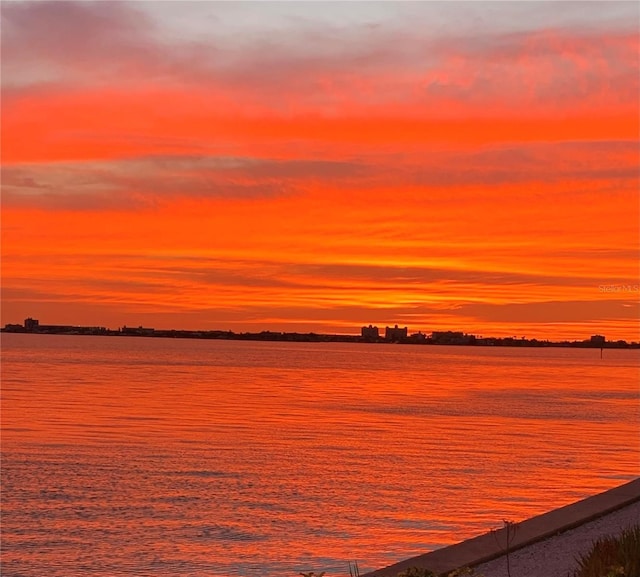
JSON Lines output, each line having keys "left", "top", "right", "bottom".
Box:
{"left": 2, "top": 0, "right": 637, "bottom": 112}
{"left": 3, "top": 139, "right": 637, "bottom": 210}
{"left": 1, "top": 155, "right": 370, "bottom": 209}
{"left": 2, "top": 1, "right": 156, "bottom": 89}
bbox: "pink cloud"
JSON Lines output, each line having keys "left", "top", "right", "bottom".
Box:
{"left": 3, "top": 1, "right": 637, "bottom": 118}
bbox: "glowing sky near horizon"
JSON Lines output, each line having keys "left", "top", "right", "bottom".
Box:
{"left": 2, "top": 0, "right": 639, "bottom": 339}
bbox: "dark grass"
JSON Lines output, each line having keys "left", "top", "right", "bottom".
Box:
{"left": 573, "top": 525, "right": 640, "bottom": 577}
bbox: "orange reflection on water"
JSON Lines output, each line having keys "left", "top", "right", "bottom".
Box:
{"left": 2, "top": 335, "right": 638, "bottom": 576}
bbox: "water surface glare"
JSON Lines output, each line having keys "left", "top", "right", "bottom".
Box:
{"left": 2, "top": 334, "right": 638, "bottom": 576}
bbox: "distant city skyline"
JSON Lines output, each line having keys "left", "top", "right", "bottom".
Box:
{"left": 4, "top": 316, "right": 638, "bottom": 347}
{"left": 2, "top": 1, "right": 639, "bottom": 341}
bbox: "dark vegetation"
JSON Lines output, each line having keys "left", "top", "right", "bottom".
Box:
{"left": 573, "top": 525, "right": 640, "bottom": 577}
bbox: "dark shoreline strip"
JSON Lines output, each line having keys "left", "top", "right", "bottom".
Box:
{"left": 362, "top": 477, "right": 640, "bottom": 577}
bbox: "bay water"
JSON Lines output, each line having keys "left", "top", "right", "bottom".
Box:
{"left": 2, "top": 334, "right": 638, "bottom": 576}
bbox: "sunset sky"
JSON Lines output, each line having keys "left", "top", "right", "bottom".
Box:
{"left": 2, "top": 0, "right": 639, "bottom": 340}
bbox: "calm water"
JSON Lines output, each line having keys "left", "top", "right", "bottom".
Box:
{"left": 2, "top": 334, "right": 638, "bottom": 576}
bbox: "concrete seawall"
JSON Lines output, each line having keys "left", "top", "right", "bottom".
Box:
{"left": 362, "top": 477, "right": 640, "bottom": 577}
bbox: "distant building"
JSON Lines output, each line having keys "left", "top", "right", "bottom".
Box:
{"left": 24, "top": 317, "right": 39, "bottom": 332}
{"left": 385, "top": 324, "right": 408, "bottom": 341}
{"left": 431, "top": 331, "right": 475, "bottom": 345}
{"left": 121, "top": 325, "right": 155, "bottom": 336}
{"left": 407, "top": 331, "right": 427, "bottom": 344}
{"left": 590, "top": 334, "right": 606, "bottom": 346}
{"left": 361, "top": 324, "right": 379, "bottom": 340}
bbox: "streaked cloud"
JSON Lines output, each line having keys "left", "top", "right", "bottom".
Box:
{"left": 3, "top": 138, "right": 637, "bottom": 210}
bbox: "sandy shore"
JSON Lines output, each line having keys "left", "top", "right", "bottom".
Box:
{"left": 473, "top": 499, "right": 640, "bottom": 577}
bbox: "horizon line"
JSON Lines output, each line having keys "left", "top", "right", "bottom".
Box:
{"left": 3, "top": 317, "right": 637, "bottom": 345}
